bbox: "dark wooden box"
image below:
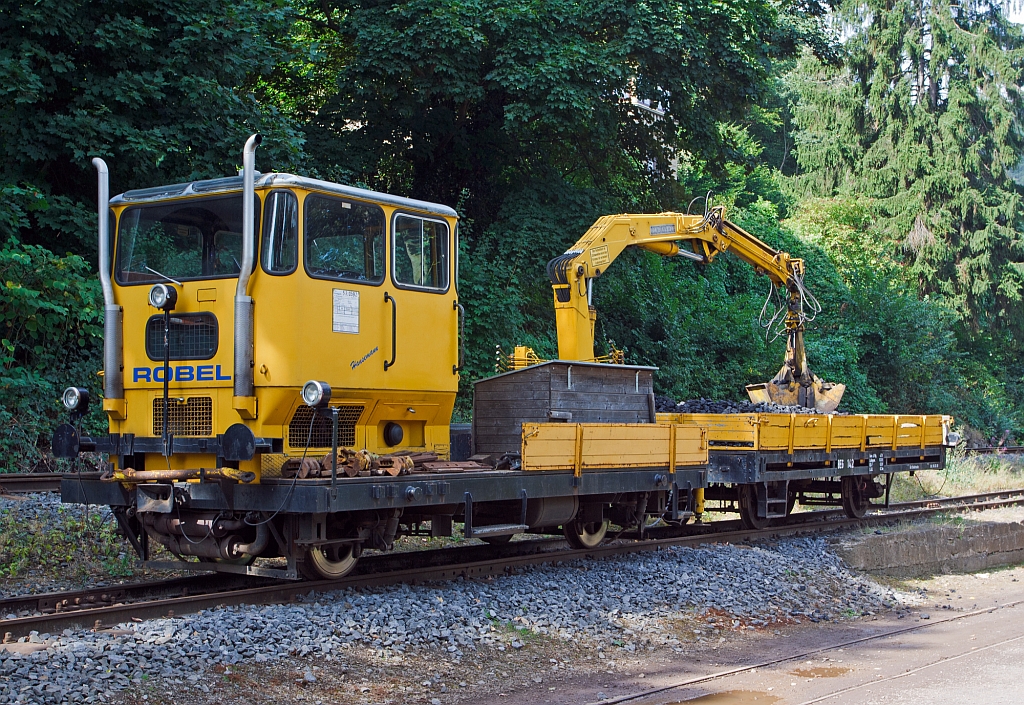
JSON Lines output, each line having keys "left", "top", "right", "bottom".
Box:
{"left": 472, "top": 361, "right": 657, "bottom": 455}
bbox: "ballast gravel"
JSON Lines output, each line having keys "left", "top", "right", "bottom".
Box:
{"left": 653, "top": 396, "right": 829, "bottom": 415}
{"left": 0, "top": 537, "right": 910, "bottom": 704}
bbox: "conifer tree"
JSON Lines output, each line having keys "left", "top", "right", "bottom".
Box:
{"left": 790, "top": 0, "right": 1024, "bottom": 334}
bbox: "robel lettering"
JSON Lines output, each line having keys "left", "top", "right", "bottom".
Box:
{"left": 132, "top": 365, "right": 231, "bottom": 383}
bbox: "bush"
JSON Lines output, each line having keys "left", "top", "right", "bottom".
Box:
{"left": 0, "top": 239, "right": 104, "bottom": 472}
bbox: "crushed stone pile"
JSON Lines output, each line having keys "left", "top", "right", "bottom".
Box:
{"left": 1, "top": 537, "right": 911, "bottom": 704}
{"left": 655, "top": 395, "right": 827, "bottom": 415}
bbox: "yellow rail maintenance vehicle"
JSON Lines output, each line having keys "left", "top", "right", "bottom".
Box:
{"left": 54, "top": 136, "right": 711, "bottom": 580}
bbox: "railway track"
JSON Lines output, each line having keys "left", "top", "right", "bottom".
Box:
{"left": 965, "top": 446, "right": 1024, "bottom": 455}
{"left": 3, "top": 487, "right": 1023, "bottom": 640}
{"left": 0, "top": 473, "right": 69, "bottom": 494}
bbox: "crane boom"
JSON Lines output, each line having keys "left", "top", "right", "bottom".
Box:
{"left": 546, "top": 206, "right": 845, "bottom": 412}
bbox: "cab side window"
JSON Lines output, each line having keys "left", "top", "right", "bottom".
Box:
{"left": 393, "top": 215, "right": 449, "bottom": 291}
{"left": 304, "top": 195, "right": 385, "bottom": 283}
{"left": 261, "top": 191, "right": 298, "bottom": 274}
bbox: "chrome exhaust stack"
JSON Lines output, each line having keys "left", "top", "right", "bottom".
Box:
{"left": 93, "top": 158, "right": 123, "bottom": 402}
{"left": 234, "top": 134, "right": 261, "bottom": 403}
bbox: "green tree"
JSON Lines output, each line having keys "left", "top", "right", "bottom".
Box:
{"left": 299, "top": 0, "right": 781, "bottom": 223}
{"left": 0, "top": 240, "right": 103, "bottom": 471}
{"left": 788, "top": 0, "right": 1024, "bottom": 335}
{"left": 0, "top": 0, "right": 307, "bottom": 256}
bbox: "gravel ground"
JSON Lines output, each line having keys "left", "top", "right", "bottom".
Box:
{"left": 0, "top": 537, "right": 915, "bottom": 705}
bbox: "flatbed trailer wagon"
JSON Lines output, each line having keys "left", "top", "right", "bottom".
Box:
{"left": 658, "top": 411, "right": 950, "bottom": 527}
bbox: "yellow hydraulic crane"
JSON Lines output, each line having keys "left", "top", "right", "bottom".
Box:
{"left": 543, "top": 206, "right": 846, "bottom": 413}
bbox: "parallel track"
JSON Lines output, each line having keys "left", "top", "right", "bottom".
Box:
{"left": 965, "top": 446, "right": 1024, "bottom": 455}
{"left": 0, "top": 473, "right": 66, "bottom": 494}
{"left": 3, "top": 487, "right": 1023, "bottom": 639}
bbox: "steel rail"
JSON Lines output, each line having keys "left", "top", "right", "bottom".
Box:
{"left": 3, "top": 488, "right": 1024, "bottom": 640}
{"left": 0, "top": 474, "right": 65, "bottom": 494}
{"left": 964, "top": 446, "right": 1024, "bottom": 455}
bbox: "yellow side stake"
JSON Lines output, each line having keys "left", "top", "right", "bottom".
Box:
{"left": 574, "top": 423, "right": 584, "bottom": 478}
{"left": 668, "top": 425, "right": 677, "bottom": 476}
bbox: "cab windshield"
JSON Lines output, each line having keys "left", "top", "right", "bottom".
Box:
{"left": 115, "top": 194, "right": 260, "bottom": 284}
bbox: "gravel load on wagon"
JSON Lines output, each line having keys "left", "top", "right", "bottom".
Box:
{"left": 654, "top": 395, "right": 828, "bottom": 415}
{"left": 1, "top": 536, "right": 908, "bottom": 704}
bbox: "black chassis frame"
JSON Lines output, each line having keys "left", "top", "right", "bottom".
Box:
{"left": 72, "top": 433, "right": 282, "bottom": 467}
{"left": 63, "top": 466, "right": 706, "bottom": 580}
{"left": 706, "top": 445, "right": 946, "bottom": 485}
{"left": 61, "top": 467, "right": 707, "bottom": 515}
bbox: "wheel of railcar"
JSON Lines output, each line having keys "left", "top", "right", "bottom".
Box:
{"left": 481, "top": 534, "right": 513, "bottom": 546}
{"left": 563, "top": 518, "right": 609, "bottom": 549}
{"left": 841, "top": 476, "right": 870, "bottom": 519}
{"left": 738, "top": 484, "right": 771, "bottom": 530}
{"left": 300, "top": 542, "right": 359, "bottom": 580}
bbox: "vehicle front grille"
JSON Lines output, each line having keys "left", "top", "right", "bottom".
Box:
{"left": 146, "top": 313, "right": 218, "bottom": 360}
{"left": 152, "top": 397, "right": 213, "bottom": 437}
{"left": 288, "top": 405, "right": 364, "bottom": 449}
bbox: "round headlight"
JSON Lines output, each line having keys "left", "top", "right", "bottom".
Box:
{"left": 301, "top": 380, "right": 331, "bottom": 408}
{"left": 62, "top": 386, "right": 90, "bottom": 412}
{"left": 148, "top": 283, "right": 177, "bottom": 310}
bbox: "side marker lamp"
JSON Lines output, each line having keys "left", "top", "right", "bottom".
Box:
{"left": 301, "top": 380, "right": 332, "bottom": 408}
{"left": 148, "top": 283, "right": 178, "bottom": 311}
{"left": 62, "top": 387, "right": 90, "bottom": 414}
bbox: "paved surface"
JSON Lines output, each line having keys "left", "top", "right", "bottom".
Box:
{"left": 644, "top": 601, "right": 1024, "bottom": 705}
{"left": 633, "top": 566, "right": 1024, "bottom": 705}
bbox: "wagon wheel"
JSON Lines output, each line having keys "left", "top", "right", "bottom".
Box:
{"left": 300, "top": 542, "right": 359, "bottom": 580}
{"left": 563, "top": 517, "right": 609, "bottom": 549}
{"left": 841, "top": 476, "right": 870, "bottom": 519}
{"left": 738, "top": 484, "right": 770, "bottom": 530}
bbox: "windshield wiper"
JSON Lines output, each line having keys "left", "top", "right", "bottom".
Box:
{"left": 145, "top": 266, "right": 183, "bottom": 286}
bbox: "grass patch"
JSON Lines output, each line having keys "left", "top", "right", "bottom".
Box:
{"left": 889, "top": 450, "right": 1024, "bottom": 502}
{"left": 0, "top": 502, "right": 136, "bottom": 582}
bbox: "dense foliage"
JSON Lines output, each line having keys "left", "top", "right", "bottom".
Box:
{"left": 0, "top": 241, "right": 105, "bottom": 470}
{"left": 0, "top": 0, "right": 306, "bottom": 256}
{"left": 0, "top": 0, "right": 1021, "bottom": 469}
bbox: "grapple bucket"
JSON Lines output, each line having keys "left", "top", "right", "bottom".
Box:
{"left": 746, "top": 370, "right": 845, "bottom": 413}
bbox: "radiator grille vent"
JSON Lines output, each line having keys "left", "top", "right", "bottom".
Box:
{"left": 288, "top": 405, "right": 364, "bottom": 449}
{"left": 152, "top": 397, "right": 213, "bottom": 437}
{"left": 146, "top": 313, "right": 218, "bottom": 360}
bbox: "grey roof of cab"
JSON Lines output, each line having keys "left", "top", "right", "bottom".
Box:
{"left": 109, "top": 172, "right": 458, "bottom": 218}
